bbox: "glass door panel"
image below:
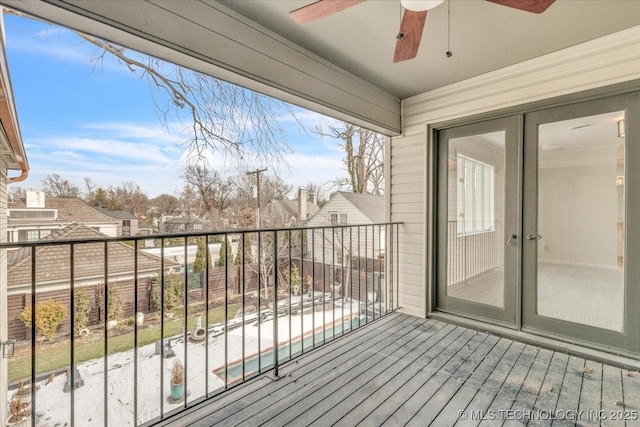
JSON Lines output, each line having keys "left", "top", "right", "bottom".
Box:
{"left": 437, "top": 116, "right": 520, "bottom": 326}
{"left": 446, "top": 132, "right": 505, "bottom": 308}
{"left": 522, "top": 92, "right": 640, "bottom": 353}
{"left": 536, "top": 111, "right": 625, "bottom": 332}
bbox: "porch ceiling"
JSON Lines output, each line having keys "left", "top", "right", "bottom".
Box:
{"left": 220, "top": 0, "right": 640, "bottom": 99}
{"left": 2, "top": 1, "right": 638, "bottom": 134}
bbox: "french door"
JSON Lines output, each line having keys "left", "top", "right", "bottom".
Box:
{"left": 436, "top": 92, "right": 640, "bottom": 353}
{"left": 436, "top": 116, "right": 522, "bottom": 326}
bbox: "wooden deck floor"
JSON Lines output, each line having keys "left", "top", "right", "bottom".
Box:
{"left": 159, "top": 313, "right": 640, "bottom": 426}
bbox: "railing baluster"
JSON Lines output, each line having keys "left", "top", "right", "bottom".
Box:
{"left": 241, "top": 232, "right": 246, "bottom": 381}
{"left": 365, "top": 226, "right": 368, "bottom": 324}
{"left": 133, "top": 240, "right": 139, "bottom": 426}
{"left": 349, "top": 226, "right": 353, "bottom": 332}
{"left": 321, "top": 228, "right": 326, "bottom": 345}
{"left": 341, "top": 227, "right": 345, "bottom": 336}
{"left": 331, "top": 229, "right": 336, "bottom": 340}
{"left": 357, "top": 226, "right": 361, "bottom": 329}
{"left": 183, "top": 236, "right": 188, "bottom": 409}
{"left": 160, "top": 239, "right": 165, "bottom": 418}
{"left": 69, "top": 243, "right": 75, "bottom": 427}
{"left": 103, "top": 241, "right": 108, "bottom": 426}
{"left": 288, "top": 230, "right": 292, "bottom": 359}
{"left": 30, "top": 247, "right": 36, "bottom": 427}
{"left": 257, "top": 232, "right": 262, "bottom": 373}
{"left": 273, "top": 231, "right": 279, "bottom": 377}
{"left": 396, "top": 224, "right": 400, "bottom": 310}
{"left": 376, "top": 225, "right": 381, "bottom": 319}
{"left": 299, "top": 229, "right": 304, "bottom": 355}
{"left": 224, "top": 234, "right": 228, "bottom": 388}
{"left": 204, "top": 236, "right": 210, "bottom": 397}
{"left": 311, "top": 229, "right": 315, "bottom": 350}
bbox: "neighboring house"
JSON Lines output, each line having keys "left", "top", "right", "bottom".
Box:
{"left": 6, "top": 224, "right": 177, "bottom": 340}
{"left": 161, "top": 215, "right": 210, "bottom": 233}
{"left": 7, "top": 190, "right": 119, "bottom": 241}
{"left": 94, "top": 206, "right": 155, "bottom": 236}
{"left": 262, "top": 187, "right": 319, "bottom": 228}
{"left": 306, "top": 192, "right": 385, "bottom": 264}
{"left": 0, "top": 11, "right": 29, "bottom": 422}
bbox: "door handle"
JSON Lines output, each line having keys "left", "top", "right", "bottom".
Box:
{"left": 526, "top": 234, "right": 543, "bottom": 240}
{"left": 507, "top": 234, "right": 517, "bottom": 246}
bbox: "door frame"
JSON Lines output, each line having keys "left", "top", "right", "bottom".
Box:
{"left": 521, "top": 92, "right": 640, "bottom": 354}
{"left": 434, "top": 115, "right": 522, "bottom": 327}
{"left": 429, "top": 84, "right": 640, "bottom": 356}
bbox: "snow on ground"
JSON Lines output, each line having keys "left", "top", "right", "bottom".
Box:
{"left": 14, "top": 302, "right": 361, "bottom": 426}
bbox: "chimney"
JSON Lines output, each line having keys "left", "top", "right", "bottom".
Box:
{"left": 298, "top": 187, "right": 308, "bottom": 221}
{"left": 310, "top": 192, "right": 318, "bottom": 206}
{"left": 26, "top": 190, "right": 46, "bottom": 208}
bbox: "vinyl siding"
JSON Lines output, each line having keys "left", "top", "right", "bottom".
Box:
{"left": 389, "top": 132, "right": 426, "bottom": 317}
{"left": 306, "top": 193, "right": 383, "bottom": 265}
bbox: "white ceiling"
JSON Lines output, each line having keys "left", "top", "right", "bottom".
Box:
{"left": 220, "top": 0, "right": 640, "bottom": 99}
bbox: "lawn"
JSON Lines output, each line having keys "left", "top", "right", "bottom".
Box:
{"left": 8, "top": 304, "right": 241, "bottom": 382}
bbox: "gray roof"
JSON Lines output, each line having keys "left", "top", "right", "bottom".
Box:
{"left": 8, "top": 224, "right": 177, "bottom": 286}
{"left": 93, "top": 206, "right": 137, "bottom": 220}
{"left": 338, "top": 192, "right": 385, "bottom": 223}
{"left": 9, "top": 198, "right": 118, "bottom": 224}
{"left": 268, "top": 199, "right": 319, "bottom": 223}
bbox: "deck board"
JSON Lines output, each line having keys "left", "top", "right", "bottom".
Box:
{"left": 157, "top": 313, "right": 640, "bottom": 427}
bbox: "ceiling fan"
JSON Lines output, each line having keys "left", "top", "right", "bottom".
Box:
{"left": 289, "top": 0, "right": 556, "bottom": 63}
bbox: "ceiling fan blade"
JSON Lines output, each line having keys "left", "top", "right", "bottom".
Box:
{"left": 393, "top": 9, "right": 427, "bottom": 63}
{"left": 486, "top": 0, "right": 556, "bottom": 14}
{"left": 290, "top": 0, "right": 366, "bottom": 24}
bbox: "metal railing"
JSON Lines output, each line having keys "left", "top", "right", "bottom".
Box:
{"left": 447, "top": 220, "right": 500, "bottom": 285}
{"left": 2, "top": 222, "right": 400, "bottom": 426}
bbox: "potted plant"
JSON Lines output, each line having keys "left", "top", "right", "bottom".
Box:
{"left": 11, "top": 380, "right": 32, "bottom": 407}
{"left": 170, "top": 359, "right": 184, "bottom": 401}
{"left": 6, "top": 395, "right": 30, "bottom": 427}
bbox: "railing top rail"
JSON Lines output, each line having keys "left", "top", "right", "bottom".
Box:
{"left": 0, "top": 222, "right": 402, "bottom": 249}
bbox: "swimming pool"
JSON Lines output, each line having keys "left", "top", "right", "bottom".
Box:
{"left": 213, "top": 315, "right": 364, "bottom": 382}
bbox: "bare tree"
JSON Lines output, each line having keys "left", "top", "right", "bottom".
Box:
{"left": 8, "top": 185, "right": 25, "bottom": 201}
{"left": 41, "top": 173, "right": 82, "bottom": 198}
{"left": 182, "top": 164, "right": 233, "bottom": 223}
{"left": 306, "top": 181, "right": 328, "bottom": 206}
{"left": 79, "top": 33, "right": 297, "bottom": 168}
{"left": 84, "top": 181, "right": 149, "bottom": 216}
{"left": 84, "top": 177, "right": 96, "bottom": 200}
{"left": 151, "top": 194, "right": 180, "bottom": 216}
{"left": 114, "top": 181, "right": 149, "bottom": 217}
{"left": 315, "top": 123, "right": 384, "bottom": 194}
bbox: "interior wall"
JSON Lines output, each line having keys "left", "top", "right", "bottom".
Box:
{"left": 389, "top": 26, "right": 640, "bottom": 318}
{"left": 538, "top": 146, "right": 619, "bottom": 268}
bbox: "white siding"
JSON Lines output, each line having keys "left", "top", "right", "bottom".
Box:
{"left": 390, "top": 26, "right": 640, "bottom": 318}
{"left": 389, "top": 133, "right": 426, "bottom": 317}
{"left": 306, "top": 193, "right": 382, "bottom": 265}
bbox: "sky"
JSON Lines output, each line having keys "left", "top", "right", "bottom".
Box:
{"left": 3, "top": 13, "right": 347, "bottom": 198}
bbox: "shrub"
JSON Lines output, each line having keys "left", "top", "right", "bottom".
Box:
{"left": 150, "top": 273, "right": 184, "bottom": 312}
{"left": 283, "top": 265, "right": 302, "bottom": 295}
{"left": 20, "top": 301, "right": 68, "bottom": 341}
{"left": 99, "top": 284, "right": 123, "bottom": 321}
{"left": 74, "top": 287, "right": 91, "bottom": 335}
